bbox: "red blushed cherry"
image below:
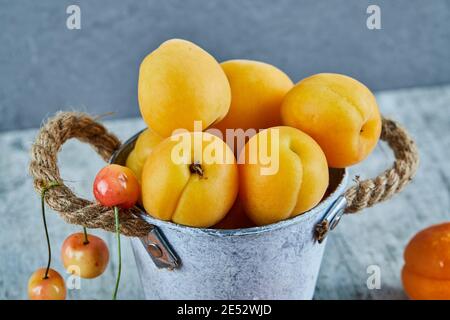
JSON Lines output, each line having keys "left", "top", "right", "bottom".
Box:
{"left": 93, "top": 164, "right": 140, "bottom": 300}
{"left": 28, "top": 268, "right": 66, "bottom": 300}
{"left": 93, "top": 164, "right": 140, "bottom": 209}
{"left": 61, "top": 231, "right": 109, "bottom": 279}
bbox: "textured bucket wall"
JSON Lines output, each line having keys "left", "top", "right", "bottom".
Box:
{"left": 130, "top": 169, "right": 347, "bottom": 300}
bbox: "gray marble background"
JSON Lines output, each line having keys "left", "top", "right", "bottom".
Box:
{"left": 1, "top": 0, "right": 449, "bottom": 131}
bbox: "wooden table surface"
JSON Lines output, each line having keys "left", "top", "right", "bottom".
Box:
{"left": 1, "top": 84, "right": 449, "bottom": 299}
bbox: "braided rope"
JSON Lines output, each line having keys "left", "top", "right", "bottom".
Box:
{"left": 29, "top": 112, "right": 152, "bottom": 237}
{"left": 29, "top": 112, "right": 418, "bottom": 237}
{"left": 344, "top": 118, "right": 419, "bottom": 213}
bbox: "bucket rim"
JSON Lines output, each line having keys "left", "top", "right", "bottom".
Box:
{"left": 112, "top": 129, "right": 349, "bottom": 237}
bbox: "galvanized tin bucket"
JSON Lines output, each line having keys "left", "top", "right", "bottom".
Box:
{"left": 111, "top": 131, "right": 348, "bottom": 300}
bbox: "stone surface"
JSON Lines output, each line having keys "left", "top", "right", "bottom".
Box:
{"left": 1, "top": 0, "right": 450, "bottom": 131}
{"left": 0, "top": 85, "right": 449, "bottom": 299}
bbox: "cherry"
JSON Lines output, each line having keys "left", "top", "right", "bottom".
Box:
{"left": 93, "top": 164, "right": 140, "bottom": 299}
{"left": 93, "top": 164, "right": 140, "bottom": 209}
{"left": 61, "top": 228, "right": 109, "bottom": 279}
{"left": 28, "top": 182, "right": 66, "bottom": 300}
{"left": 28, "top": 268, "right": 66, "bottom": 300}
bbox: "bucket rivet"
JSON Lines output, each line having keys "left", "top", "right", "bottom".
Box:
{"left": 147, "top": 243, "right": 163, "bottom": 258}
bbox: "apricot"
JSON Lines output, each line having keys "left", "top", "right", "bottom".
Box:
{"left": 213, "top": 199, "right": 255, "bottom": 230}
{"left": 281, "top": 73, "right": 381, "bottom": 168}
{"left": 213, "top": 60, "right": 293, "bottom": 133}
{"left": 402, "top": 222, "right": 450, "bottom": 300}
{"left": 138, "top": 39, "right": 231, "bottom": 137}
{"left": 126, "top": 128, "right": 163, "bottom": 182}
{"left": 141, "top": 132, "right": 239, "bottom": 227}
{"left": 238, "top": 126, "right": 329, "bottom": 226}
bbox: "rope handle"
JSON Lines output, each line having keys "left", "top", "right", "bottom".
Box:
{"left": 29, "top": 112, "right": 419, "bottom": 237}
{"left": 29, "top": 112, "right": 152, "bottom": 237}
{"left": 344, "top": 118, "right": 419, "bottom": 213}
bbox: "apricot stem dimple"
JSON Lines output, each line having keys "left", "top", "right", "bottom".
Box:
{"left": 189, "top": 162, "right": 204, "bottom": 177}
{"left": 360, "top": 122, "right": 368, "bottom": 135}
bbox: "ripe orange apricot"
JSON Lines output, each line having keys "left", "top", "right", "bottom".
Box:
{"left": 281, "top": 73, "right": 381, "bottom": 168}
{"left": 213, "top": 60, "right": 293, "bottom": 133}
{"left": 138, "top": 39, "right": 231, "bottom": 137}
{"left": 238, "top": 126, "right": 329, "bottom": 226}
{"left": 28, "top": 268, "right": 66, "bottom": 300}
{"left": 141, "top": 132, "right": 239, "bottom": 227}
{"left": 402, "top": 267, "right": 450, "bottom": 300}
{"left": 402, "top": 222, "right": 450, "bottom": 300}
{"left": 126, "top": 128, "right": 163, "bottom": 182}
{"left": 213, "top": 199, "right": 255, "bottom": 230}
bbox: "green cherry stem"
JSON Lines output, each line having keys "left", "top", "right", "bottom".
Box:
{"left": 40, "top": 182, "right": 60, "bottom": 279}
{"left": 82, "top": 227, "right": 90, "bottom": 245}
{"left": 112, "top": 206, "right": 122, "bottom": 300}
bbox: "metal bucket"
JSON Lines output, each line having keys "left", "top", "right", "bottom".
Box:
{"left": 111, "top": 132, "right": 348, "bottom": 300}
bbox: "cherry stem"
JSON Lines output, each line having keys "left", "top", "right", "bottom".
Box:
{"left": 82, "top": 227, "right": 89, "bottom": 245}
{"left": 112, "top": 206, "right": 122, "bottom": 300}
{"left": 40, "top": 182, "right": 60, "bottom": 280}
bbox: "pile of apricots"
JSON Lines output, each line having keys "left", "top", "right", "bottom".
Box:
{"left": 127, "top": 38, "right": 382, "bottom": 228}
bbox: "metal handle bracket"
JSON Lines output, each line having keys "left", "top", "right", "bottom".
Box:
{"left": 140, "top": 225, "right": 180, "bottom": 270}
{"left": 315, "top": 195, "right": 347, "bottom": 243}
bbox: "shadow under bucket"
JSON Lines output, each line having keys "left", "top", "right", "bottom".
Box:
{"left": 111, "top": 132, "right": 348, "bottom": 300}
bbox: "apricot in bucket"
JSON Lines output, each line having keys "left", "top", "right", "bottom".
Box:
{"left": 126, "top": 128, "right": 163, "bottom": 182}
{"left": 402, "top": 222, "right": 450, "bottom": 300}
{"left": 281, "top": 73, "right": 381, "bottom": 168}
{"left": 238, "top": 126, "right": 329, "bottom": 226}
{"left": 214, "top": 199, "right": 255, "bottom": 229}
{"left": 141, "top": 132, "right": 239, "bottom": 227}
{"left": 213, "top": 59, "right": 293, "bottom": 133}
{"left": 138, "top": 39, "right": 231, "bottom": 137}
